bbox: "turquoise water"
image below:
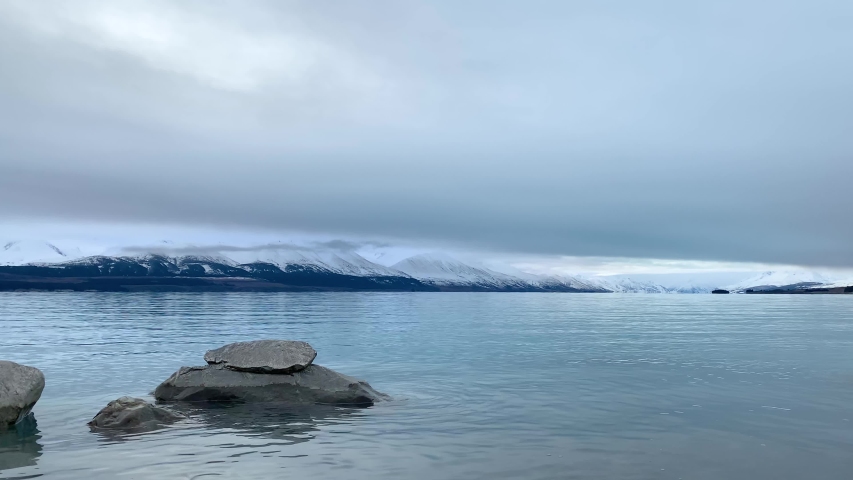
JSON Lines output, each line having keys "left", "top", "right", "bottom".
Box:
{"left": 1, "top": 292, "right": 853, "bottom": 479}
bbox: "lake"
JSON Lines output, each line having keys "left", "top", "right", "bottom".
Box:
{"left": 1, "top": 292, "right": 852, "bottom": 479}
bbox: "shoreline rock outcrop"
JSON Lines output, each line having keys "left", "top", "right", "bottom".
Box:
{"left": 88, "top": 397, "right": 184, "bottom": 431}
{"left": 155, "top": 340, "right": 388, "bottom": 406}
{"left": 0, "top": 361, "right": 45, "bottom": 429}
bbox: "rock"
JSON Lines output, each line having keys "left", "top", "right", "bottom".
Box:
{"left": 204, "top": 340, "right": 317, "bottom": 374}
{"left": 88, "top": 397, "right": 183, "bottom": 431}
{"left": 0, "top": 361, "right": 45, "bottom": 429}
{"left": 155, "top": 364, "right": 388, "bottom": 406}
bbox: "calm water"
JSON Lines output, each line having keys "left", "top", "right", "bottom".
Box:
{"left": 1, "top": 293, "right": 853, "bottom": 479}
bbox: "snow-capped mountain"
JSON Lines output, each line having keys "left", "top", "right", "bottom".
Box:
{"left": 529, "top": 274, "right": 608, "bottom": 292}
{"left": 824, "top": 277, "right": 853, "bottom": 289}
{"left": 2, "top": 239, "right": 851, "bottom": 293}
{"left": 581, "top": 272, "right": 758, "bottom": 293}
{"left": 477, "top": 262, "right": 605, "bottom": 291}
{"left": 391, "top": 253, "right": 527, "bottom": 290}
{"left": 52, "top": 253, "right": 248, "bottom": 277}
{"left": 390, "top": 253, "right": 605, "bottom": 292}
{"left": 724, "top": 271, "right": 836, "bottom": 292}
{"left": 0, "top": 248, "right": 427, "bottom": 292}
{"left": 0, "top": 245, "right": 610, "bottom": 292}
{"left": 227, "top": 248, "right": 410, "bottom": 278}
{"left": 584, "top": 276, "right": 676, "bottom": 293}
{"left": 1, "top": 240, "right": 86, "bottom": 266}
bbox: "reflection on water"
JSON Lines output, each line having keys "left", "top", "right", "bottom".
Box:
{"left": 0, "top": 415, "right": 42, "bottom": 473}
{"left": 179, "top": 402, "right": 364, "bottom": 445}
{"left": 89, "top": 402, "right": 364, "bottom": 447}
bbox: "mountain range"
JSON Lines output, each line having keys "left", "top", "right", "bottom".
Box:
{"left": 0, "top": 241, "right": 602, "bottom": 292}
{"left": 1, "top": 241, "right": 851, "bottom": 293}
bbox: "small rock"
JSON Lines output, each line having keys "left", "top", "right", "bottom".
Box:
{"left": 88, "top": 397, "right": 183, "bottom": 431}
{"left": 0, "top": 361, "right": 45, "bottom": 429}
{"left": 204, "top": 340, "right": 317, "bottom": 374}
{"left": 155, "top": 364, "right": 388, "bottom": 406}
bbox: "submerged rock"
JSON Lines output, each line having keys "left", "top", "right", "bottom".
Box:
{"left": 204, "top": 340, "right": 317, "bottom": 374}
{"left": 154, "top": 364, "right": 388, "bottom": 406}
{"left": 0, "top": 361, "right": 45, "bottom": 428}
{"left": 88, "top": 397, "right": 183, "bottom": 431}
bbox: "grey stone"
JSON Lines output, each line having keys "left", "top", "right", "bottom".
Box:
{"left": 0, "top": 361, "right": 45, "bottom": 429}
{"left": 154, "top": 364, "right": 388, "bottom": 406}
{"left": 204, "top": 340, "right": 317, "bottom": 374}
{"left": 88, "top": 397, "right": 183, "bottom": 431}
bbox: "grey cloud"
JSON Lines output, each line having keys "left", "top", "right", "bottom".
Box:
{"left": 119, "top": 242, "right": 311, "bottom": 256}
{"left": 312, "top": 240, "right": 390, "bottom": 252}
{"left": 1, "top": 0, "right": 852, "bottom": 267}
{"left": 119, "top": 239, "right": 387, "bottom": 256}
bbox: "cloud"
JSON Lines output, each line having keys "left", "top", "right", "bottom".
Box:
{"left": 1, "top": 0, "right": 852, "bottom": 267}
{"left": 117, "top": 238, "right": 388, "bottom": 256}
{"left": 3, "top": 0, "right": 387, "bottom": 92}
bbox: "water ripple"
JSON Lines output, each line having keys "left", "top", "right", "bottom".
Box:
{"left": 1, "top": 293, "right": 852, "bottom": 479}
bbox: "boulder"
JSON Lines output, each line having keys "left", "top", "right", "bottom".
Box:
{"left": 204, "top": 340, "right": 317, "bottom": 374}
{"left": 155, "top": 364, "right": 388, "bottom": 406}
{"left": 0, "top": 361, "right": 45, "bottom": 428}
{"left": 88, "top": 397, "right": 183, "bottom": 431}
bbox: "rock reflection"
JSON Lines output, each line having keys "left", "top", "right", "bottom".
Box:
{"left": 0, "top": 414, "right": 43, "bottom": 473}
{"left": 89, "top": 401, "right": 367, "bottom": 447}
{"left": 180, "top": 402, "right": 366, "bottom": 446}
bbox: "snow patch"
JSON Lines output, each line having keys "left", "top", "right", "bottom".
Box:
{"left": 0, "top": 240, "right": 85, "bottom": 266}
{"left": 725, "top": 271, "right": 836, "bottom": 291}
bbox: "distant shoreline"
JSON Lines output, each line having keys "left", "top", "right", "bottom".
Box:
{"left": 1, "top": 273, "right": 850, "bottom": 294}
{"left": 0, "top": 273, "right": 601, "bottom": 293}
{"left": 743, "top": 286, "right": 853, "bottom": 295}
{"left": 2, "top": 253, "right": 851, "bottom": 294}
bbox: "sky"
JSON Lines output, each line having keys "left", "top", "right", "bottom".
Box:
{"left": 1, "top": 0, "right": 852, "bottom": 274}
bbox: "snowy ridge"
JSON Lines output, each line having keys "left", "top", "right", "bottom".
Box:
{"left": 390, "top": 253, "right": 604, "bottom": 291}
{"left": 824, "top": 277, "right": 853, "bottom": 289}
{"left": 391, "top": 253, "right": 530, "bottom": 290}
{"left": 2, "top": 239, "right": 852, "bottom": 292}
{"left": 57, "top": 253, "right": 246, "bottom": 277}
{"left": 1, "top": 240, "right": 85, "bottom": 266}
{"left": 477, "top": 263, "right": 605, "bottom": 291}
{"left": 581, "top": 270, "right": 853, "bottom": 293}
{"left": 2, "top": 241, "right": 409, "bottom": 279}
{"left": 584, "top": 276, "right": 676, "bottom": 294}
{"left": 531, "top": 275, "right": 607, "bottom": 292}
{"left": 724, "top": 271, "right": 835, "bottom": 291}
{"left": 229, "top": 248, "right": 410, "bottom": 278}
{"left": 580, "top": 273, "right": 746, "bottom": 294}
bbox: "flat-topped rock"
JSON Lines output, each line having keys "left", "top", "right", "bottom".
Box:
{"left": 0, "top": 361, "right": 45, "bottom": 428}
{"left": 154, "top": 364, "right": 388, "bottom": 406}
{"left": 204, "top": 340, "right": 317, "bottom": 374}
{"left": 88, "top": 397, "right": 183, "bottom": 431}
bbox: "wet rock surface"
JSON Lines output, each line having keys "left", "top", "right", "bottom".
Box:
{"left": 204, "top": 340, "right": 317, "bottom": 374}
{"left": 155, "top": 364, "right": 388, "bottom": 406}
{"left": 88, "top": 397, "right": 183, "bottom": 431}
{"left": 0, "top": 361, "right": 45, "bottom": 428}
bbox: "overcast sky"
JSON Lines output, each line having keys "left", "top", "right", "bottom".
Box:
{"left": 1, "top": 0, "right": 851, "bottom": 270}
